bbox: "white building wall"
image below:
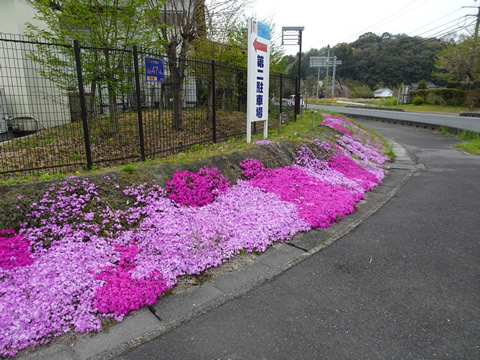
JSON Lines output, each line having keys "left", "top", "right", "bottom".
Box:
{"left": 0, "top": 0, "right": 71, "bottom": 132}
{"left": 0, "top": 0, "right": 42, "bottom": 34}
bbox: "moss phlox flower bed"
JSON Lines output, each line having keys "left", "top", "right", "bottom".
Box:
{"left": 0, "top": 116, "right": 389, "bottom": 357}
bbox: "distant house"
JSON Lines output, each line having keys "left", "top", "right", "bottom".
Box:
{"left": 410, "top": 83, "right": 440, "bottom": 90}
{"left": 373, "top": 88, "right": 393, "bottom": 98}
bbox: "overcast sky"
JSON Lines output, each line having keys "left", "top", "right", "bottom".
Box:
{"left": 247, "top": 0, "right": 479, "bottom": 55}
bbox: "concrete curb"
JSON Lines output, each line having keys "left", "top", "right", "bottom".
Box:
{"left": 345, "top": 113, "right": 446, "bottom": 132}
{"left": 19, "top": 140, "right": 416, "bottom": 360}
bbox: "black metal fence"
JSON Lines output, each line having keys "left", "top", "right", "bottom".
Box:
{"left": 0, "top": 33, "right": 297, "bottom": 178}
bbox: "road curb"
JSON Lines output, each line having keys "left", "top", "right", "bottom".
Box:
{"left": 310, "top": 104, "right": 480, "bottom": 133}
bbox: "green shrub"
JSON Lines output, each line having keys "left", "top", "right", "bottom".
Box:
{"left": 418, "top": 80, "right": 427, "bottom": 90}
{"left": 465, "top": 91, "right": 480, "bottom": 109}
{"left": 38, "top": 172, "right": 65, "bottom": 181}
{"left": 425, "top": 92, "right": 446, "bottom": 105}
{"left": 382, "top": 97, "right": 398, "bottom": 106}
{"left": 121, "top": 164, "right": 136, "bottom": 174}
{"left": 350, "top": 85, "right": 373, "bottom": 98}
{"left": 412, "top": 96, "right": 424, "bottom": 105}
{"left": 410, "top": 89, "right": 465, "bottom": 106}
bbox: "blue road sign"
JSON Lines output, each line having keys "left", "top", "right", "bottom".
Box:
{"left": 145, "top": 57, "right": 164, "bottom": 82}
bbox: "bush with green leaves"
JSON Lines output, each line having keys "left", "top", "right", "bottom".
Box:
{"left": 412, "top": 96, "right": 424, "bottom": 105}
{"left": 350, "top": 85, "right": 373, "bottom": 98}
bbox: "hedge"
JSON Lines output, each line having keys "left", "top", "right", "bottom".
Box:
{"left": 409, "top": 89, "right": 480, "bottom": 108}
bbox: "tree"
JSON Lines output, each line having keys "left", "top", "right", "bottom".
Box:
{"left": 191, "top": 12, "right": 286, "bottom": 124}
{"left": 26, "top": 0, "right": 165, "bottom": 133}
{"left": 144, "top": 0, "right": 208, "bottom": 129}
{"left": 145, "top": 0, "right": 253, "bottom": 129}
{"left": 434, "top": 35, "right": 480, "bottom": 88}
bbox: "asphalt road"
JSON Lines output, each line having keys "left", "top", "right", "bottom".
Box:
{"left": 119, "top": 121, "right": 480, "bottom": 360}
{"left": 310, "top": 105, "right": 480, "bottom": 132}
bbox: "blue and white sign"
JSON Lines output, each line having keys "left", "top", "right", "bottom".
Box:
{"left": 247, "top": 18, "right": 270, "bottom": 143}
{"left": 145, "top": 57, "right": 164, "bottom": 82}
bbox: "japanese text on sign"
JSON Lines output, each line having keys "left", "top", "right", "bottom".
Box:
{"left": 145, "top": 57, "right": 164, "bottom": 82}
{"left": 256, "top": 54, "right": 265, "bottom": 119}
{"left": 247, "top": 18, "right": 270, "bottom": 142}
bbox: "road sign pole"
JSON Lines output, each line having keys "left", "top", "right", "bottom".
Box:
{"left": 296, "top": 29, "right": 303, "bottom": 117}
{"left": 331, "top": 56, "right": 337, "bottom": 99}
{"left": 325, "top": 46, "right": 330, "bottom": 99}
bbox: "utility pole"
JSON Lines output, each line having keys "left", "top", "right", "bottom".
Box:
{"left": 475, "top": 5, "right": 480, "bottom": 38}
{"left": 316, "top": 66, "right": 320, "bottom": 98}
{"left": 463, "top": 4, "right": 480, "bottom": 38}
{"left": 324, "top": 45, "right": 330, "bottom": 99}
{"left": 282, "top": 26, "right": 305, "bottom": 117}
{"left": 297, "top": 29, "right": 303, "bottom": 116}
{"left": 310, "top": 55, "right": 342, "bottom": 99}
{"left": 331, "top": 56, "right": 337, "bottom": 98}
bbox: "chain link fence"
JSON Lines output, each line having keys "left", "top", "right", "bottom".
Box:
{"left": 0, "top": 33, "right": 297, "bottom": 178}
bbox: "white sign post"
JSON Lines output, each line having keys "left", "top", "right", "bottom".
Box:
{"left": 247, "top": 18, "right": 271, "bottom": 143}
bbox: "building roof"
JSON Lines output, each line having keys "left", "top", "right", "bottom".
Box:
{"left": 374, "top": 88, "right": 392, "bottom": 93}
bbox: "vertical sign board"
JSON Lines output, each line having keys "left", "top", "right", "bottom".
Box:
{"left": 247, "top": 18, "right": 270, "bottom": 143}
{"left": 145, "top": 57, "right": 164, "bottom": 82}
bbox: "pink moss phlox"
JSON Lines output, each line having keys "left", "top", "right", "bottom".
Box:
{"left": 20, "top": 176, "right": 135, "bottom": 254}
{"left": 294, "top": 143, "right": 329, "bottom": 170}
{"left": 252, "top": 140, "right": 281, "bottom": 148}
{"left": 239, "top": 158, "right": 266, "bottom": 180}
{"left": 294, "top": 142, "right": 365, "bottom": 197}
{"left": 94, "top": 243, "right": 169, "bottom": 317}
{"left": 247, "top": 164, "right": 359, "bottom": 228}
{"left": 0, "top": 229, "right": 34, "bottom": 269}
{"left": 0, "top": 113, "right": 391, "bottom": 356}
{"left": 0, "top": 235, "right": 111, "bottom": 357}
{"left": 328, "top": 154, "right": 380, "bottom": 192}
{"left": 165, "top": 166, "right": 230, "bottom": 207}
{"left": 125, "top": 180, "right": 310, "bottom": 287}
{"left": 320, "top": 114, "right": 355, "bottom": 136}
{"left": 337, "top": 135, "right": 389, "bottom": 165}
{"left": 353, "top": 158, "right": 386, "bottom": 183}
{"left": 319, "top": 121, "right": 354, "bottom": 136}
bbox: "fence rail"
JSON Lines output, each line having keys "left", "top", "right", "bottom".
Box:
{"left": 0, "top": 33, "right": 297, "bottom": 178}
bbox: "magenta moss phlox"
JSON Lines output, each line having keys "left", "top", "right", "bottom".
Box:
{"left": 165, "top": 166, "right": 230, "bottom": 207}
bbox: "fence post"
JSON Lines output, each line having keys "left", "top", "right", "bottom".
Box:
{"left": 133, "top": 45, "right": 146, "bottom": 161}
{"left": 279, "top": 73, "right": 283, "bottom": 115}
{"left": 279, "top": 74, "right": 283, "bottom": 133}
{"left": 73, "top": 39, "right": 93, "bottom": 170}
{"left": 211, "top": 59, "right": 217, "bottom": 143}
{"left": 237, "top": 69, "right": 241, "bottom": 112}
{"left": 295, "top": 76, "right": 299, "bottom": 120}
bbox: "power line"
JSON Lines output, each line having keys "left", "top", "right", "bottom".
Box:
{"left": 412, "top": 15, "right": 468, "bottom": 38}
{"left": 416, "top": 18, "right": 470, "bottom": 39}
{"left": 330, "top": 20, "right": 476, "bottom": 73}
{"left": 411, "top": 19, "right": 476, "bottom": 48}
{"left": 408, "top": 7, "right": 463, "bottom": 35}
{"left": 340, "top": 0, "right": 431, "bottom": 43}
